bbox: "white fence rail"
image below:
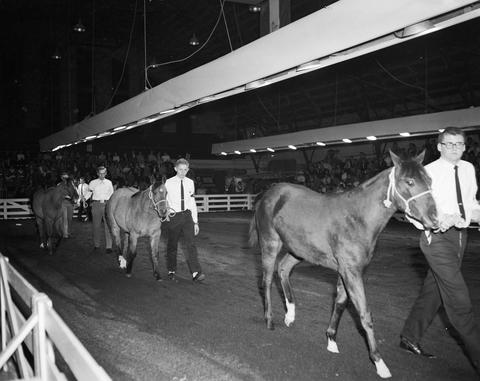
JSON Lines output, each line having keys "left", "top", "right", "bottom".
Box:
{"left": 0, "top": 253, "right": 111, "bottom": 380}
{"left": 0, "top": 194, "right": 257, "bottom": 219}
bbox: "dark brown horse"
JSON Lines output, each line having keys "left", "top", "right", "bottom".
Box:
{"left": 106, "top": 180, "right": 170, "bottom": 280}
{"left": 32, "top": 180, "right": 79, "bottom": 255}
{"left": 249, "top": 151, "right": 438, "bottom": 378}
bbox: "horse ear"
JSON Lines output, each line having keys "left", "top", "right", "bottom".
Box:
{"left": 414, "top": 149, "right": 426, "bottom": 164}
{"left": 389, "top": 150, "right": 402, "bottom": 167}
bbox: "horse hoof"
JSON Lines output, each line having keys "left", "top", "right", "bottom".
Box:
{"left": 266, "top": 320, "right": 275, "bottom": 330}
{"left": 125, "top": 273, "right": 132, "bottom": 278}
{"left": 374, "top": 359, "right": 392, "bottom": 379}
{"left": 154, "top": 273, "right": 162, "bottom": 281}
{"left": 327, "top": 338, "right": 339, "bottom": 353}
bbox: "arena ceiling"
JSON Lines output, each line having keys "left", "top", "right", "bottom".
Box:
{"left": 2, "top": 0, "right": 480, "bottom": 153}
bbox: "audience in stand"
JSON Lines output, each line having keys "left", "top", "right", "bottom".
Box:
{"left": 1, "top": 134, "right": 479, "bottom": 199}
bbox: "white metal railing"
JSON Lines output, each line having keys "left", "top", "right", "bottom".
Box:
{"left": 0, "top": 194, "right": 257, "bottom": 219}
{"left": 0, "top": 253, "right": 111, "bottom": 381}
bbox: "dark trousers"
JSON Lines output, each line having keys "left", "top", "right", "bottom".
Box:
{"left": 91, "top": 201, "right": 112, "bottom": 249}
{"left": 402, "top": 228, "right": 480, "bottom": 366}
{"left": 165, "top": 210, "right": 201, "bottom": 275}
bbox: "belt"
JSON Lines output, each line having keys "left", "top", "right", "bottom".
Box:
{"left": 92, "top": 200, "right": 106, "bottom": 203}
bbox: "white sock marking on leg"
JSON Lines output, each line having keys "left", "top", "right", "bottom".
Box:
{"left": 327, "top": 338, "right": 339, "bottom": 353}
{"left": 118, "top": 256, "right": 126, "bottom": 269}
{"left": 375, "top": 359, "right": 392, "bottom": 379}
{"left": 284, "top": 300, "right": 295, "bottom": 327}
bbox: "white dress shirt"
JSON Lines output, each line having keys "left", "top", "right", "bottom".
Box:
{"left": 427, "top": 157, "right": 478, "bottom": 227}
{"left": 88, "top": 178, "right": 114, "bottom": 201}
{"left": 165, "top": 176, "right": 198, "bottom": 223}
{"left": 77, "top": 183, "right": 92, "bottom": 201}
{"left": 409, "top": 157, "right": 478, "bottom": 230}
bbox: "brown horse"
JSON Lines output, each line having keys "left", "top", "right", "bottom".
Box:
{"left": 32, "top": 180, "right": 79, "bottom": 255}
{"left": 106, "top": 180, "right": 170, "bottom": 280}
{"left": 249, "top": 151, "right": 438, "bottom": 378}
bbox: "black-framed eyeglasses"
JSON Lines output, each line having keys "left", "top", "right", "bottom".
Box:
{"left": 441, "top": 142, "right": 465, "bottom": 149}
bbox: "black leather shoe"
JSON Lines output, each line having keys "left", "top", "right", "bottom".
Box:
{"left": 400, "top": 336, "right": 436, "bottom": 358}
{"left": 168, "top": 272, "right": 177, "bottom": 281}
{"left": 105, "top": 248, "right": 113, "bottom": 254}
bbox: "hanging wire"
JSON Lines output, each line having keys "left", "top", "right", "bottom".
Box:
{"left": 90, "top": 0, "right": 96, "bottom": 115}
{"left": 143, "top": 0, "right": 148, "bottom": 90}
{"left": 375, "top": 59, "right": 425, "bottom": 91}
{"left": 145, "top": 0, "right": 227, "bottom": 89}
{"left": 221, "top": 0, "right": 233, "bottom": 52}
{"left": 103, "top": 0, "right": 138, "bottom": 111}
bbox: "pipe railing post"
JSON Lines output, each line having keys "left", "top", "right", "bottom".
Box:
{"left": 32, "top": 293, "right": 51, "bottom": 380}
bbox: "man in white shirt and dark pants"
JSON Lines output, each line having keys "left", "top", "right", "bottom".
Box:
{"left": 164, "top": 158, "right": 205, "bottom": 282}
{"left": 88, "top": 166, "right": 114, "bottom": 253}
{"left": 400, "top": 127, "right": 480, "bottom": 375}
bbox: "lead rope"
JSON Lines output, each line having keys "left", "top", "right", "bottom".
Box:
{"left": 383, "top": 167, "right": 433, "bottom": 216}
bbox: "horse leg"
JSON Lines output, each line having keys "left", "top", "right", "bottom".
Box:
{"left": 326, "top": 276, "right": 348, "bottom": 353}
{"left": 118, "top": 232, "right": 129, "bottom": 270}
{"left": 341, "top": 268, "right": 392, "bottom": 379}
{"left": 261, "top": 235, "right": 282, "bottom": 330}
{"left": 278, "top": 253, "right": 301, "bottom": 327}
{"left": 125, "top": 233, "right": 139, "bottom": 277}
{"left": 36, "top": 217, "right": 46, "bottom": 249}
{"left": 149, "top": 232, "right": 162, "bottom": 281}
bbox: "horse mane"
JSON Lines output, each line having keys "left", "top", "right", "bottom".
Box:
{"left": 130, "top": 181, "right": 163, "bottom": 199}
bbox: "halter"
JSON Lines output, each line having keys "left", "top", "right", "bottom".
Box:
{"left": 148, "top": 185, "right": 176, "bottom": 222}
{"left": 383, "top": 167, "right": 432, "bottom": 216}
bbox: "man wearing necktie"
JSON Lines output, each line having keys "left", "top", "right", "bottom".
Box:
{"left": 164, "top": 158, "right": 205, "bottom": 282}
{"left": 400, "top": 127, "right": 480, "bottom": 376}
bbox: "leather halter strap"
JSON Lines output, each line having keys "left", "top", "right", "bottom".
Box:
{"left": 383, "top": 167, "right": 432, "bottom": 216}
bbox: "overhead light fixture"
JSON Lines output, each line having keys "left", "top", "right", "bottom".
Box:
{"left": 399, "top": 132, "right": 411, "bottom": 137}
{"left": 113, "top": 125, "right": 127, "bottom": 131}
{"left": 245, "top": 79, "right": 271, "bottom": 91}
{"left": 250, "top": 149, "right": 256, "bottom": 153}
{"left": 85, "top": 135, "right": 97, "bottom": 140}
{"left": 394, "top": 20, "right": 435, "bottom": 38}
{"left": 189, "top": 33, "right": 200, "bottom": 46}
{"left": 73, "top": 18, "right": 86, "bottom": 33}
{"left": 366, "top": 136, "right": 377, "bottom": 141}
{"left": 296, "top": 58, "right": 328, "bottom": 72}
{"left": 342, "top": 138, "right": 352, "bottom": 143}
{"left": 160, "top": 108, "right": 176, "bottom": 115}
{"left": 220, "top": 152, "right": 227, "bottom": 156}
{"left": 316, "top": 142, "right": 326, "bottom": 146}
{"left": 267, "top": 147, "right": 275, "bottom": 152}
{"left": 438, "top": 128, "right": 445, "bottom": 133}
{"left": 198, "top": 95, "right": 215, "bottom": 104}
{"left": 234, "top": 150, "right": 241, "bottom": 155}
{"left": 288, "top": 145, "right": 297, "bottom": 150}
{"left": 248, "top": 5, "right": 261, "bottom": 13}
{"left": 51, "top": 48, "right": 62, "bottom": 60}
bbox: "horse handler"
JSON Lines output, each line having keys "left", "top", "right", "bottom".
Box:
{"left": 88, "top": 166, "right": 114, "bottom": 253}
{"left": 400, "top": 127, "right": 480, "bottom": 376}
{"left": 58, "top": 171, "right": 74, "bottom": 238}
{"left": 164, "top": 158, "right": 205, "bottom": 282}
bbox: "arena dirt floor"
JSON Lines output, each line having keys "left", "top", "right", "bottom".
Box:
{"left": 0, "top": 212, "right": 479, "bottom": 381}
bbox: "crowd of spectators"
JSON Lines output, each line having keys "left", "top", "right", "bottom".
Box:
{"left": 0, "top": 150, "right": 179, "bottom": 198}
{"left": 1, "top": 133, "right": 479, "bottom": 199}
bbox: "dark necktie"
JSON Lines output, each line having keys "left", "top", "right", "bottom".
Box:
{"left": 180, "top": 180, "right": 185, "bottom": 211}
{"left": 454, "top": 165, "right": 465, "bottom": 220}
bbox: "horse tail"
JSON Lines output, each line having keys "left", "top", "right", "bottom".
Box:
{"left": 248, "top": 212, "right": 258, "bottom": 248}
{"left": 248, "top": 191, "right": 265, "bottom": 248}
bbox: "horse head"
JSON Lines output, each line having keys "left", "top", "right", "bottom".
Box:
{"left": 58, "top": 179, "right": 79, "bottom": 205}
{"left": 149, "top": 179, "right": 168, "bottom": 219}
{"left": 389, "top": 150, "right": 438, "bottom": 230}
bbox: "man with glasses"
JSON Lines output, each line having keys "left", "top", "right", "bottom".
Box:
{"left": 400, "top": 127, "right": 480, "bottom": 375}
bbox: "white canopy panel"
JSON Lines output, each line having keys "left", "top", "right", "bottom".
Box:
{"left": 40, "top": 0, "right": 480, "bottom": 151}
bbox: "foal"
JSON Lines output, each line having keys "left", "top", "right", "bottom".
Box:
{"left": 249, "top": 151, "right": 438, "bottom": 378}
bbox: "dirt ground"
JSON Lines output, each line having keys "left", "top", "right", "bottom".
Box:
{"left": 1, "top": 212, "right": 479, "bottom": 381}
